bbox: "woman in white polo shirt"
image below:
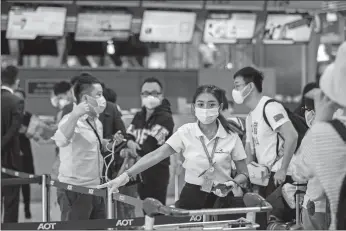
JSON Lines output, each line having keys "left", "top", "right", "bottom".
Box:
{"left": 99, "top": 85, "right": 249, "bottom": 209}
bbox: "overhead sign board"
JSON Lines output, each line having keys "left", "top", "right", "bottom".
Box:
{"left": 6, "top": 6, "right": 66, "bottom": 40}
{"left": 263, "top": 13, "right": 313, "bottom": 44}
{"left": 75, "top": 13, "right": 132, "bottom": 42}
{"left": 203, "top": 13, "right": 257, "bottom": 44}
{"left": 140, "top": 11, "right": 196, "bottom": 43}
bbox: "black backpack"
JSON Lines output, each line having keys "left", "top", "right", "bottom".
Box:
{"left": 263, "top": 99, "right": 309, "bottom": 152}
{"left": 329, "top": 119, "right": 346, "bottom": 230}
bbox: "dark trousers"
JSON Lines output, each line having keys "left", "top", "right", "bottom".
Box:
{"left": 1, "top": 173, "right": 20, "bottom": 223}
{"left": 57, "top": 188, "right": 106, "bottom": 221}
{"left": 20, "top": 155, "right": 35, "bottom": 212}
{"left": 176, "top": 183, "right": 245, "bottom": 221}
{"left": 21, "top": 184, "right": 30, "bottom": 211}
{"left": 138, "top": 164, "right": 169, "bottom": 205}
{"left": 256, "top": 172, "right": 294, "bottom": 229}
{"left": 175, "top": 183, "right": 217, "bottom": 209}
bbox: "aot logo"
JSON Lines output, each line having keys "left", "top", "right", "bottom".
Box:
{"left": 190, "top": 215, "right": 202, "bottom": 222}
{"left": 37, "top": 222, "right": 57, "bottom": 230}
{"left": 116, "top": 219, "right": 134, "bottom": 226}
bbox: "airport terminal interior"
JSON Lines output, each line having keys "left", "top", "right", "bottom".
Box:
{"left": 1, "top": 0, "right": 346, "bottom": 230}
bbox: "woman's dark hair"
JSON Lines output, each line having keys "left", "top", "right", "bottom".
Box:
{"left": 295, "top": 82, "right": 319, "bottom": 116}
{"left": 192, "top": 85, "right": 235, "bottom": 134}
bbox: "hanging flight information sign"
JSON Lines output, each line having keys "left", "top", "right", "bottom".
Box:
{"left": 263, "top": 14, "right": 313, "bottom": 44}
{"left": 140, "top": 11, "right": 196, "bottom": 43}
{"left": 6, "top": 6, "right": 66, "bottom": 40}
{"left": 203, "top": 12, "right": 257, "bottom": 44}
{"left": 75, "top": 13, "right": 132, "bottom": 42}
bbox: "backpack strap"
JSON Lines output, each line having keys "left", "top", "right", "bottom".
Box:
{"left": 262, "top": 99, "right": 277, "bottom": 131}
{"left": 329, "top": 119, "right": 346, "bottom": 142}
{"left": 261, "top": 99, "right": 283, "bottom": 169}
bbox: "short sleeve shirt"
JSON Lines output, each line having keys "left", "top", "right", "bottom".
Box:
{"left": 246, "top": 96, "right": 295, "bottom": 174}
{"left": 166, "top": 121, "right": 247, "bottom": 185}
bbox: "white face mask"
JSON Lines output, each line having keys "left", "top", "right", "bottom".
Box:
{"left": 195, "top": 107, "right": 219, "bottom": 124}
{"left": 50, "top": 96, "right": 58, "bottom": 108}
{"left": 232, "top": 84, "right": 252, "bottom": 104}
{"left": 86, "top": 95, "right": 106, "bottom": 115}
{"left": 305, "top": 110, "right": 315, "bottom": 128}
{"left": 58, "top": 99, "right": 69, "bottom": 109}
{"left": 142, "top": 95, "right": 161, "bottom": 109}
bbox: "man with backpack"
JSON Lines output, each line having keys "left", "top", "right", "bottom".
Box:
{"left": 293, "top": 42, "right": 346, "bottom": 230}
{"left": 231, "top": 66, "right": 302, "bottom": 228}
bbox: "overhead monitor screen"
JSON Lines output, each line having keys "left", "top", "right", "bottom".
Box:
{"left": 263, "top": 13, "right": 313, "bottom": 44}
{"left": 75, "top": 12, "right": 132, "bottom": 42}
{"left": 6, "top": 6, "right": 66, "bottom": 40}
{"left": 140, "top": 10, "right": 196, "bottom": 43}
{"left": 203, "top": 12, "right": 257, "bottom": 44}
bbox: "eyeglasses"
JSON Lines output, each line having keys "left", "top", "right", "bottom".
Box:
{"left": 141, "top": 91, "right": 162, "bottom": 97}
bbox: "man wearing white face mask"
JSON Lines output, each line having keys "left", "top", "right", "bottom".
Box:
{"left": 125, "top": 77, "right": 174, "bottom": 205}
{"left": 232, "top": 67, "right": 299, "bottom": 228}
{"left": 51, "top": 74, "right": 124, "bottom": 221}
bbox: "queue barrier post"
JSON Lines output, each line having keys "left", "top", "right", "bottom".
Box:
{"left": 41, "top": 174, "right": 49, "bottom": 222}
{"left": 144, "top": 215, "right": 155, "bottom": 231}
{"left": 106, "top": 189, "right": 114, "bottom": 230}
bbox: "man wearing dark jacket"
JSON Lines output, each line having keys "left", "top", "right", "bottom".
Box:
{"left": 1, "top": 65, "right": 22, "bottom": 222}
{"left": 126, "top": 77, "right": 174, "bottom": 205}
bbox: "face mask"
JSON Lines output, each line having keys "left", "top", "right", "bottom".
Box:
{"left": 305, "top": 110, "right": 315, "bottom": 128}
{"left": 195, "top": 107, "right": 219, "bottom": 124}
{"left": 142, "top": 95, "right": 161, "bottom": 109}
{"left": 58, "top": 99, "right": 69, "bottom": 110}
{"left": 86, "top": 95, "right": 106, "bottom": 115}
{"left": 50, "top": 97, "right": 58, "bottom": 108}
{"left": 232, "top": 84, "right": 252, "bottom": 104}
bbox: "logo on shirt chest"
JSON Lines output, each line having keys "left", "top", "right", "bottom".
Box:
{"left": 214, "top": 148, "right": 228, "bottom": 154}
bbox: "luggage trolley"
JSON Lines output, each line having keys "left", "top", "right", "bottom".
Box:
{"left": 113, "top": 193, "right": 272, "bottom": 230}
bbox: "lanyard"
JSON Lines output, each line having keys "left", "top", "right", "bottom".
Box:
{"left": 199, "top": 136, "right": 219, "bottom": 167}
{"left": 86, "top": 119, "right": 103, "bottom": 181}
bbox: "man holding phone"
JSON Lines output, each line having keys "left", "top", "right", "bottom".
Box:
{"left": 51, "top": 74, "right": 124, "bottom": 221}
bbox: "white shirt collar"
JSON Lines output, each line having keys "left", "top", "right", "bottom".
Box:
{"left": 1, "top": 86, "right": 14, "bottom": 94}
{"left": 194, "top": 119, "right": 228, "bottom": 139}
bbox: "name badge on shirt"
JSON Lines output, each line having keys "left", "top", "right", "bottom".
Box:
{"left": 201, "top": 176, "right": 213, "bottom": 193}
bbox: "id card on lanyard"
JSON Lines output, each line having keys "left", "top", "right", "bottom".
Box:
{"left": 199, "top": 137, "right": 219, "bottom": 193}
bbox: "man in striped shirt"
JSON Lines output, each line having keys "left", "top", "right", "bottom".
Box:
{"left": 292, "top": 42, "right": 346, "bottom": 230}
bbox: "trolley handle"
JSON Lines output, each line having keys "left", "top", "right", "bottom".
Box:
{"left": 143, "top": 193, "right": 272, "bottom": 218}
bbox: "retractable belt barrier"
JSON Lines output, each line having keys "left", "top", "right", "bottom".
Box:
{"left": 1, "top": 167, "right": 49, "bottom": 222}
{"left": 1, "top": 167, "right": 274, "bottom": 230}
{"left": 49, "top": 179, "right": 106, "bottom": 197}
{"left": 1, "top": 216, "right": 202, "bottom": 230}
{"left": 1, "top": 167, "right": 207, "bottom": 230}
